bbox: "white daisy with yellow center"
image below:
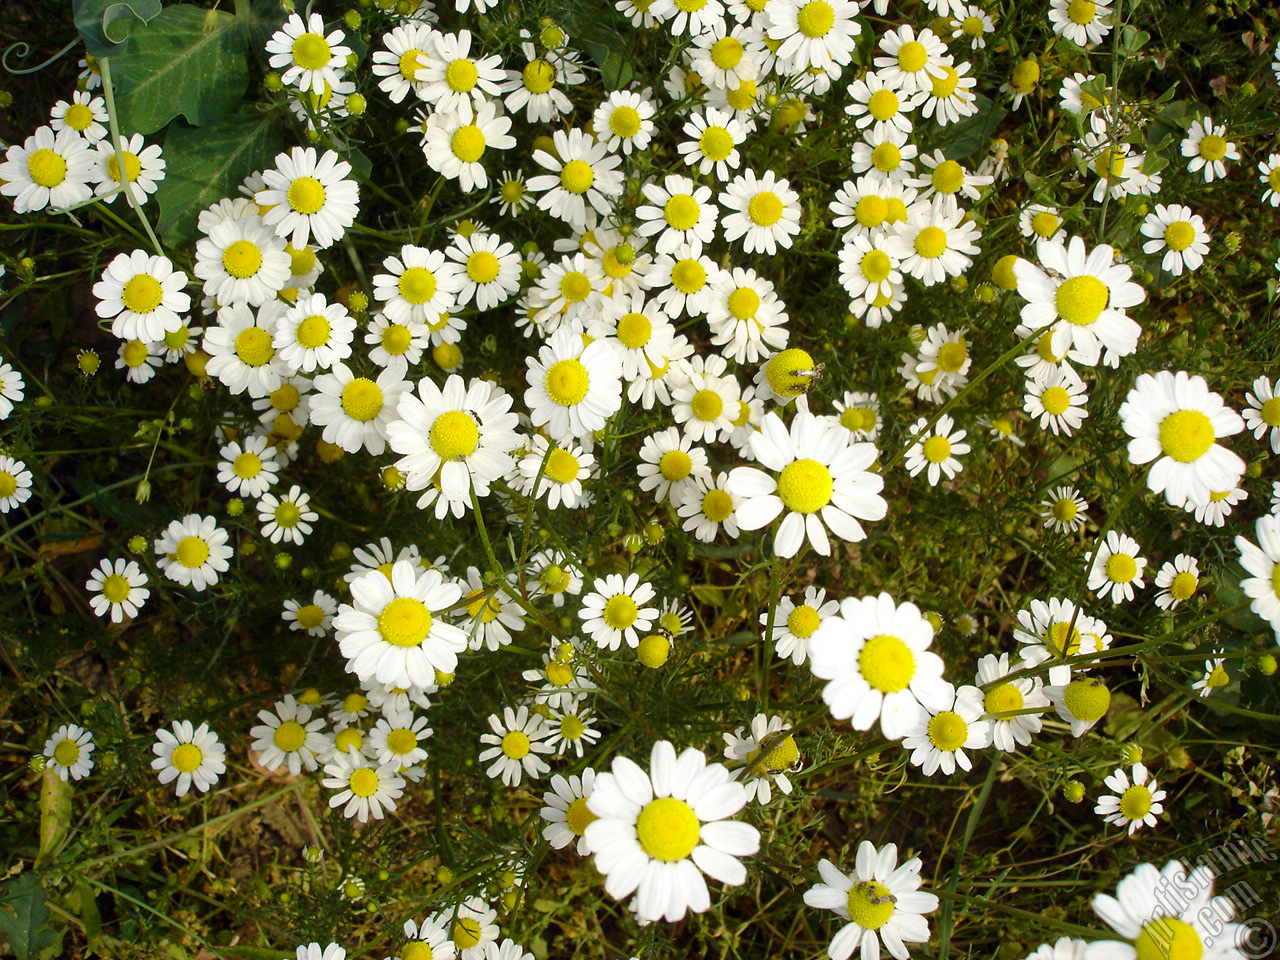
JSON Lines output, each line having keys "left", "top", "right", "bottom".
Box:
{"left": 282, "top": 590, "right": 338, "bottom": 637}
{"left": 309, "top": 362, "right": 409, "bottom": 455}
{"left": 723, "top": 713, "right": 798, "bottom": 804}
{"left": 901, "top": 681, "right": 991, "bottom": 776}
{"left": 501, "top": 41, "right": 584, "bottom": 123}
{"left": 374, "top": 244, "right": 464, "bottom": 325}
{"left": 1139, "top": 203, "right": 1210, "bottom": 276}
{"left": 255, "top": 146, "right": 359, "bottom": 250}
{"left": 766, "top": 0, "right": 861, "bottom": 73}
{"left": 50, "top": 91, "right": 108, "bottom": 142}
{"left": 886, "top": 196, "right": 981, "bottom": 287}
{"left": 579, "top": 572, "right": 658, "bottom": 651}
{"left": 689, "top": 21, "right": 763, "bottom": 92}
{"left": 975, "top": 652, "right": 1048, "bottom": 752}
{"left": 830, "top": 171, "right": 918, "bottom": 241}
{"left": 872, "top": 25, "right": 952, "bottom": 97}
{"left": 720, "top": 168, "right": 803, "bottom": 256}
{"left": 705, "top": 266, "right": 790, "bottom": 364}
{"left": 1013, "top": 596, "right": 1110, "bottom": 687}
{"left": 421, "top": 98, "right": 516, "bottom": 194}
{"left": 592, "top": 89, "right": 657, "bottom": 156}
{"left": 0, "top": 124, "right": 94, "bottom": 214}
{"left": 194, "top": 216, "right": 292, "bottom": 307}
{"left": 1180, "top": 115, "right": 1239, "bottom": 184}
{"left": 838, "top": 232, "right": 902, "bottom": 309}
{"left": 904, "top": 413, "right": 971, "bottom": 486}
{"left": 585, "top": 740, "right": 759, "bottom": 923}
{"left": 322, "top": 748, "right": 406, "bottom": 823}
{"left": 845, "top": 72, "right": 915, "bottom": 138}
{"left": 1039, "top": 485, "right": 1089, "bottom": 534}
{"left": 637, "top": 173, "right": 720, "bottom": 257}
{"left": 677, "top": 107, "right": 748, "bottom": 182}
{"left": 478, "top": 705, "right": 553, "bottom": 787}
{"left": 265, "top": 12, "right": 352, "bottom": 97}
{"left": 249, "top": 694, "right": 329, "bottom": 776}
{"left": 43, "top": 723, "right": 96, "bottom": 781}
{"left": 151, "top": 720, "right": 226, "bottom": 797}
{"left": 418, "top": 29, "right": 505, "bottom": 115}
{"left": 670, "top": 356, "right": 743, "bottom": 444}
{"left": 524, "top": 327, "right": 623, "bottom": 446}
{"left": 850, "top": 125, "right": 920, "bottom": 179}
{"left": 273, "top": 292, "right": 356, "bottom": 374}
{"left": 368, "top": 707, "right": 434, "bottom": 771}
{"left": 334, "top": 559, "right": 467, "bottom": 689}
{"left": 540, "top": 769, "right": 598, "bottom": 855}
{"left": 527, "top": 127, "right": 624, "bottom": 231}
{"left": 637, "top": 425, "right": 712, "bottom": 506}
{"left": 1024, "top": 367, "right": 1089, "bottom": 436}
{"left": 153, "top": 513, "right": 234, "bottom": 592}
{"left": 1243, "top": 375, "right": 1280, "bottom": 455}
{"left": 677, "top": 471, "right": 743, "bottom": 544}
{"left": 517, "top": 434, "right": 597, "bottom": 510}
{"left": 445, "top": 231, "right": 523, "bottom": 311}
{"left": 85, "top": 556, "right": 150, "bottom": 624}
{"left": 90, "top": 133, "right": 165, "bottom": 206}
{"left": 1088, "top": 531, "right": 1148, "bottom": 605}
{"left": 257, "top": 484, "right": 318, "bottom": 546}
{"left": 1048, "top": 0, "right": 1113, "bottom": 47}
{"left": 371, "top": 21, "right": 433, "bottom": 103}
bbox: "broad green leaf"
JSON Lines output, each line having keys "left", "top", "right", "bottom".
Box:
{"left": 111, "top": 5, "right": 250, "bottom": 135}
{"left": 34, "top": 769, "right": 73, "bottom": 871}
{"left": 0, "top": 874, "right": 61, "bottom": 960}
{"left": 155, "top": 110, "right": 286, "bottom": 248}
{"left": 73, "top": 0, "right": 161, "bottom": 59}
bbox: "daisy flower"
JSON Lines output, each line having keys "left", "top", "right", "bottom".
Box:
{"left": 256, "top": 147, "right": 358, "bottom": 250}
{"left": 885, "top": 196, "right": 980, "bottom": 286}
{"left": 524, "top": 327, "right": 624, "bottom": 446}
{"left": 0, "top": 125, "right": 94, "bottom": 214}
{"left": 1088, "top": 861, "right": 1249, "bottom": 960}
{"left": 116, "top": 339, "right": 163, "bottom": 384}
{"left": 217, "top": 435, "right": 280, "bottom": 497}
{"left": 282, "top": 590, "right": 338, "bottom": 637}
{"left": 808, "top": 593, "right": 949, "bottom": 738}
{"left": 765, "top": 0, "right": 861, "bottom": 73}
{"left": 446, "top": 231, "right": 522, "bottom": 311}
{"left": 678, "top": 108, "right": 748, "bottom": 181}
{"left": 373, "top": 245, "right": 464, "bottom": 326}
{"left": 541, "top": 769, "right": 598, "bottom": 855}
{"left": 154, "top": 514, "right": 233, "bottom": 592}
{"left": 310, "top": 363, "right": 409, "bottom": 455}
{"left": 851, "top": 126, "right": 919, "bottom": 181}
{"left": 1181, "top": 116, "right": 1239, "bottom": 184}
{"left": 1234, "top": 514, "right": 1280, "bottom": 637}
{"left": 1048, "top": 0, "right": 1112, "bottom": 46}
{"left": 719, "top": 168, "right": 802, "bottom": 255}
{"left": 92, "top": 251, "right": 189, "bottom": 342}
{"left": 1118, "top": 370, "right": 1245, "bottom": 509}
{"left": 1242, "top": 376, "right": 1280, "bottom": 454}
{"left": 670, "top": 358, "right": 742, "bottom": 444}
{"left": 1013, "top": 597, "right": 1109, "bottom": 686}
{"left": 398, "top": 918, "right": 456, "bottom": 960}
{"left": 729, "top": 408, "right": 886, "bottom": 559}
{"left": 250, "top": 695, "right": 328, "bottom": 776}
{"left": 874, "top": 25, "right": 951, "bottom": 96}
{"left": 803, "top": 843, "right": 939, "bottom": 960}
{"left": 914, "top": 61, "right": 979, "bottom": 126}
{"left": 0, "top": 362, "right": 25, "bottom": 419}
{"left": 705, "top": 267, "right": 789, "bottom": 364}
{"left": 516, "top": 435, "right": 596, "bottom": 510}
{"left": 437, "top": 897, "right": 499, "bottom": 960}
{"left": 50, "top": 91, "right": 108, "bottom": 142}
{"left": 636, "top": 174, "right": 719, "bottom": 256}
{"left": 418, "top": 30, "right": 505, "bottom": 115}
{"left": 1040, "top": 486, "right": 1090, "bottom": 533}
{"left": 322, "top": 749, "right": 406, "bottom": 822}
{"left": 723, "top": 714, "right": 797, "bottom": 804}
{"left": 765, "top": 586, "right": 839, "bottom": 667}
{"left": 545, "top": 703, "right": 600, "bottom": 759}
{"left": 527, "top": 128, "right": 624, "bottom": 231}
{"left": 0, "top": 455, "right": 32, "bottom": 514}
{"left": 527, "top": 551, "right": 583, "bottom": 608}
{"left": 335, "top": 560, "right": 467, "bottom": 689}
{"left": 1024, "top": 367, "right": 1089, "bottom": 436}
{"left": 152, "top": 720, "right": 226, "bottom": 797}
{"left": 1088, "top": 531, "right": 1147, "bottom": 604}
{"left": 90, "top": 133, "right": 164, "bottom": 205}
{"left": 904, "top": 414, "right": 970, "bottom": 486}
{"left": 1188, "top": 487, "right": 1247, "bottom": 527}
{"left": 1153, "top": 554, "right": 1200, "bottom": 611}
{"left": 193, "top": 216, "right": 291, "bottom": 307}
{"left": 1020, "top": 203, "right": 1065, "bottom": 241}
{"left": 273, "top": 292, "right": 355, "bottom": 373}
{"left": 85, "top": 557, "right": 149, "bottom": 623}
{"left": 593, "top": 90, "right": 657, "bottom": 156}
{"left": 266, "top": 12, "right": 352, "bottom": 97}
{"left": 1095, "top": 762, "right": 1166, "bottom": 835}
{"left": 258, "top": 485, "right": 317, "bottom": 545}
{"left": 1190, "top": 649, "right": 1230, "bottom": 697}
{"left": 368, "top": 708, "right": 433, "bottom": 770}
{"left": 845, "top": 73, "right": 915, "bottom": 139}
{"left": 975, "top": 653, "right": 1047, "bottom": 752}
{"left": 158, "top": 319, "right": 203, "bottom": 363}
{"left": 43, "top": 723, "right": 95, "bottom": 781}
{"left": 460, "top": 568, "right": 525, "bottom": 652}
{"left": 478, "top": 706, "right": 552, "bottom": 787}
{"left": 1140, "top": 204, "right": 1209, "bottom": 276}
{"left": 421, "top": 99, "right": 515, "bottom": 194}
{"left": 689, "top": 22, "right": 763, "bottom": 91}
{"left": 502, "top": 45, "right": 584, "bottom": 124}
{"left": 1258, "top": 153, "right": 1280, "bottom": 206}
{"left": 371, "top": 22, "right": 433, "bottom": 103}
{"left": 592, "top": 292, "right": 676, "bottom": 382}
{"left": 492, "top": 170, "right": 532, "bottom": 217}
{"left": 584, "top": 740, "right": 759, "bottom": 923}
{"left": 651, "top": 0, "right": 727, "bottom": 36}
{"left": 387, "top": 373, "right": 519, "bottom": 516}
{"left": 579, "top": 573, "right": 658, "bottom": 650}
{"left": 833, "top": 392, "right": 880, "bottom": 442}
{"left": 1012, "top": 235, "right": 1145, "bottom": 368}
{"left": 1045, "top": 677, "right": 1112, "bottom": 736}
{"left": 677, "top": 472, "right": 742, "bottom": 544}
{"left": 901, "top": 682, "right": 991, "bottom": 775}
{"left": 636, "top": 426, "right": 712, "bottom": 506}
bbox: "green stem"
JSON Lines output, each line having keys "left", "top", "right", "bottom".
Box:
{"left": 97, "top": 58, "right": 165, "bottom": 256}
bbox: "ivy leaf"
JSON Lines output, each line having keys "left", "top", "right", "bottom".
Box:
{"left": 73, "top": 0, "right": 161, "bottom": 59}
{"left": 110, "top": 5, "right": 250, "bottom": 135}
{"left": 0, "top": 874, "right": 62, "bottom": 960}
{"left": 155, "top": 109, "right": 286, "bottom": 248}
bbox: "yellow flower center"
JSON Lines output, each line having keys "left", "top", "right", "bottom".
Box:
{"left": 846, "top": 880, "right": 896, "bottom": 930}
{"left": 927, "top": 710, "right": 968, "bottom": 750}
{"left": 451, "top": 125, "right": 486, "bottom": 163}
{"left": 287, "top": 176, "right": 326, "bottom": 215}
{"left": 699, "top": 126, "right": 734, "bottom": 161}
{"left": 776, "top": 458, "right": 834, "bottom": 514}
{"left": 852, "top": 197, "right": 887, "bottom": 230}
{"left": 914, "top": 226, "right": 948, "bottom": 259}
{"left": 602, "top": 595, "right": 639, "bottom": 631}
{"left": 295, "top": 314, "right": 331, "bottom": 349}
{"left": 522, "top": 59, "right": 556, "bottom": 94}
{"left": 101, "top": 573, "right": 132, "bottom": 603}
{"left": 937, "top": 340, "right": 967, "bottom": 373}
{"left": 727, "top": 79, "right": 758, "bottom": 110}
{"left": 931, "top": 66, "right": 960, "bottom": 97}
{"left": 867, "top": 88, "right": 899, "bottom": 121}
{"left": 233, "top": 452, "right": 263, "bottom": 479}
{"left": 922, "top": 435, "right": 951, "bottom": 463}
{"left": 1134, "top": 918, "right": 1202, "bottom": 960}
{"left": 1158, "top": 409, "right": 1214, "bottom": 463}
{"left": 162, "top": 327, "right": 189, "bottom": 352}
{"left": 560, "top": 714, "right": 586, "bottom": 740}
{"left": 796, "top": 0, "right": 835, "bottom": 37}
{"left": 348, "top": 767, "right": 379, "bottom": 797}
{"left": 609, "top": 105, "right": 642, "bottom": 138}
{"left": 840, "top": 407, "right": 876, "bottom": 433}
{"left": 616, "top": 311, "right": 652, "bottom": 348}
{"left": 64, "top": 103, "right": 93, "bottom": 130}
{"left": 292, "top": 33, "right": 331, "bottom": 70}
{"left": 675, "top": 0, "right": 708, "bottom": 9}
{"left": 1055, "top": 275, "right": 1109, "bottom": 326}
{"left": 635, "top": 797, "right": 700, "bottom": 861}
{"left": 501, "top": 730, "right": 531, "bottom": 758}
{"left": 701, "top": 489, "right": 733, "bottom": 522}
{"left": 540, "top": 564, "right": 570, "bottom": 594}
{"left": 1168, "top": 571, "right": 1198, "bottom": 601}
{"left": 296, "top": 603, "right": 325, "bottom": 629}
{"left": 445, "top": 58, "right": 478, "bottom": 92}
{"left": 171, "top": 743, "right": 203, "bottom": 773}
{"left": 105, "top": 151, "right": 141, "bottom": 184}
{"left": 386, "top": 728, "right": 418, "bottom": 755}
{"left": 398, "top": 49, "right": 424, "bottom": 80}
{"left": 452, "top": 919, "right": 482, "bottom": 950}
{"left": 53, "top": 739, "right": 80, "bottom": 766}
{"left": 273, "top": 720, "right": 307, "bottom": 752}
{"left": 334, "top": 727, "right": 363, "bottom": 753}
{"left": 859, "top": 634, "right": 915, "bottom": 692}
{"left": 466, "top": 589, "right": 501, "bottom": 623}
{"left": 927, "top": 162, "right": 964, "bottom": 196}
{"left": 560, "top": 159, "right": 594, "bottom": 194}
{"left": 430, "top": 410, "right": 480, "bottom": 461}
{"left": 711, "top": 37, "right": 744, "bottom": 69}
{"left": 340, "top": 377, "right": 383, "bottom": 421}
{"left": 121, "top": 274, "right": 164, "bottom": 314}
{"left": 1119, "top": 783, "right": 1154, "bottom": 820}
{"left": 984, "top": 683, "right": 1023, "bottom": 714}
{"left": 545, "top": 358, "right": 590, "bottom": 406}
{"left": 274, "top": 501, "right": 303, "bottom": 528}
{"left": 566, "top": 796, "right": 597, "bottom": 836}
{"left": 961, "top": 15, "right": 984, "bottom": 36}
{"left": 500, "top": 179, "right": 525, "bottom": 203}
{"left": 222, "top": 240, "right": 263, "bottom": 279}
{"left": 1163, "top": 220, "right": 1196, "bottom": 251}
{"left": 1260, "top": 397, "right": 1280, "bottom": 426}
{"left": 898, "top": 41, "right": 927, "bottom": 72}
{"left": 466, "top": 250, "right": 500, "bottom": 284}
{"left": 871, "top": 142, "right": 902, "bottom": 172}
{"left": 121, "top": 340, "right": 149, "bottom": 367}
{"left": 671, "top": 259, "right": 707, "bottom": 293}
{"left": 234, "top": 327, "right": 274, "bottom": 368}
{"left": 765, "top": 347, "right": 816, "bottom": 398}
{"left": 1197, "top": 134, "right": 1228, "bottom": 162}
{"left": 1031, "top": 212, "right": 1059, "bottom": 237}
{"left": 748, "top": 191, "right": 784, "bottom": 226}
{"left": 175, "top": 535, "right": 210, "bottom": 568}
{"left": 1067, "top": 0, "right": 1096, "bottom": 25}
{"left": 664, "top": 193, "right": 701, "bottom": 231}
{"left": 787, "top": 604, "right": 821, "bottom": 638}
{"left": 378, "top": 596, "right": 433, "bottom": 647}
{"left": 1064, "top": 678, "right": 1110, "bottom": 722}
{"left": 543, "top": 448, "right": 580, "bottom": 484}
{"left": 1041, "top": 386, "right": 1072, "bottom": 416}
{"left": 728, "top": 287, "right": 760, "bottom": 319}
{"left": 1105, "top": 553, "right": 1137, "bottom": 583}
{"left": 659, "top": 449, "right": 693, "bottom": 481}
{"left": 690, "top": 388, "right": 723, "bottom": 422}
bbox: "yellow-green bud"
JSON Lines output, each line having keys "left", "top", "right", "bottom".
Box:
{"left": 346, "top": 93, "right": 366, "bottom": 116}
{"left": 265, "top": 73, "right": 284, "bottom": 92}
{"left": 227, "top": 498, "right": 245, "bottom": 516}
{"left": 1063, "top": 781, "right": 1085, "bottom": 803}
{"left": 1259, "top": 654, "right": 1277, "bottom": 676}
{"left": 1120, "top": 743, "right": 1143, "bottom": 764}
